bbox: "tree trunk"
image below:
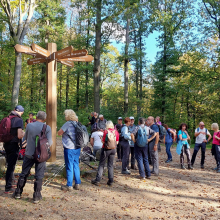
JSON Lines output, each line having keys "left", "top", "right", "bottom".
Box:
{"left": 59, "top": 64, "right": 62, "bottom": 110}
{"left": 139, "top": 30, "right": 143, "bottom": 116}
{"left": 124, "top": 18, "right": 130, "bottom": 115}
{"left": 8, "top": 61, "right": 11, "bottom": 91}
{"left": 93, "top": 0, "right": 102, "bottom": 113}
{"left": 11, "top": 52, "right": 22, "bottom": 108}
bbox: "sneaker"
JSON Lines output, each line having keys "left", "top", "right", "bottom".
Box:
{"left": 121, "top": 170, "right": 131, "bottom": 174}
{"left": 107, "top": 180, "right": 113, "bottom": 186}
{"left": 217, "top": 169, "right": 220, "bottom": 173}
{"left": 4, "top": 188, "right": 15, "bottom": 194}
{"left": 165, "top": 159, "right": 172, "bottom": 163}
{"left": 91, "top": 179, "right": 100, "bottom": 186}
{"left": 146, "top": 176, "right": 151, "bottom": 179}
{"left": 188, "top": 165, "right": 193, "bottom": 170}
{"left": 181, "top": 165, "right": 186, "bottom": 170}
{"left": 116, "top": 159, "right": 121, "bottom": 162}
{"left": 33, "top": 196, "right": 42, "bottom": 204}
{"left": 201, "top": 165, "right": 204, "bottom": 169}
{"left": 212, "top": 167, "right": 218, "bottom": 170}
{"left": 61, "top": 185, "right": 73, "bottom": 191}
{"left": 151, "top": 171, "right": 155, "bottom": 174}
{"left": 139, "top": 176, "right": 146, "bottom": 180}
{"left": 13, "top": 192, "right": 21, "bottom": 199}
{"left": 73, "top": 184, "right": 80, "bottom": 190}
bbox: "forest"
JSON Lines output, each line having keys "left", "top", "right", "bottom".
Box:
{"left": 0, "top": 0, "right": 220, "bottom": 138}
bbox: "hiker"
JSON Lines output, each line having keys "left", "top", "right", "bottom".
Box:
{"left": 191, "top": 121, "right": 212, "bottom": 169}
{"left": 14, "top": 111, "right": 52, "bottom": 203}
{"left": 91, "top": 121, "right": 119, "bottom": 186}
{"left": 25, "top": 112, "right": 36, "bottom": 128}
{"left": 155, "top": 116, "right": 162, "bottom": 125}
{"left": 176, "top": 123, "right": 193, "bottom": 170}
{"left": 97, "top": 115, "right": 107, "bottom": 131}
{"left": 164, "top": 124, "right": 176, "bottom": 163}
{"left": 128, "top": 116, "right": 138, "bottom": 170}
{"left": 2, "top": 105, "right": 25, "bottom": 194}
{"left": 132, "top": 117, "right": 157, "bottom": 179}
{"left": 88, "top": 112, "right": 96, "bottom": 130}
{"left": 146, "top": 116, "right": 159, "bottom": 176}
{"left": 90, "top": 128, "right": 103, "bottom": 157}
{"left": 57, "top": 109, "right": 81, "bottom": 191}
{"left": 121, "top": 117, "right": 132, "bottom": 174}
{"left": 211, "top": 123, "right": 220, "bottom": 173}
{"left": 115, "top": 117, "right": 123, "bottom": 162}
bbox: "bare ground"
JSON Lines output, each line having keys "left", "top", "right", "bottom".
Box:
{"left": 0, "top": 141, "right": 220, "bottom": 220}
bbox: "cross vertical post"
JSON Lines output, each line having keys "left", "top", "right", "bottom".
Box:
{"left": 46, "top": 43, "right": 57, "bottom": 162}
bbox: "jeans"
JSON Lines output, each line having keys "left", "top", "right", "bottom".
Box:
{"left": 134, "top": 144, "right": 151, "bottom": 178}
{"left": 212, "top": 144, "right": 220, "bottom": 169}
{"left": 191, "top": 142, "right": 206, "bottom": 165}
{"left": 129, "top": 146, "right": 136, "bottom": 166}
{"left": 165, "top": 142, "right": 173, "bottom": 160}
{"left": 4, "top": 142, "right": 19, "bottom": 191}
{"left": 15, "top": 156, "right": 46, "bottom": 199}
{"left": 148, "top": 139, "right": 159, "bottom": 175}
{"left": 121, "top": 140, "right": 130, "bottom": 171}
{"left": 64, "top": 148, "right": 81, "bottom": 186}
{"left": 117, "top": 142, "right": 123, "bottom": 159}
{"left": 180, "top": 144, "right": 191, "bottom": 165}
{"left": 95, "top": 148, "right": 116, "bottom": 183}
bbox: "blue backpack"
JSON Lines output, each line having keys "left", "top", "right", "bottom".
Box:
{"left": 136, "top": 126, "right": 148, "bottom": 147}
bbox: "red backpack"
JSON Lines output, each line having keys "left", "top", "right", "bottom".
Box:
{"left": 33, "top": 124, "right": 51, "bottom": 162}
{"left": 0, "top": 115, "right": 18, "bottom": 143}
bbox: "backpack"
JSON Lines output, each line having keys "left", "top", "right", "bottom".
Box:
{"left": 33, "top": 124, "right": 51, "bottom": 162}
{"left": 80, "top": 146, "right": 93, "bottom": 162}
{"left": 0, "top": 115, "right": 18, "bottom": 143}
{"left": 136, "top": 126, "right": 148, "bottom": 147}
{"left": 104, "top": 130, "right": 116, "bottom": 149}
{"left": 157, "top": 124, "right": 166, "bottom": 137}
{"left": 18, "top": 148, "right": 25, "bottom": 160}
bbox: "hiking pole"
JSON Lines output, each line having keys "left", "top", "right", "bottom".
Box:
{"left": 43, "top": 163, "right": 66, "bottom": 187}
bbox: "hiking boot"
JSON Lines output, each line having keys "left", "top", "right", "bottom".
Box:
{"left": 188, "top": 165, "right": 193, "bottom": 170}
{"left": 201, "top": 165, "right": 204, "bottom": 169}
{"left": 33, "top": 195, "right": 42, "bottom": 204}
{"left": 73, "top": 184, "right": 80, "bottom": 190}
{"left": 121, "top": 170, "right": 131, "bottom": 174}
{"left": 61, "top": 185, "right": 73, "bottom": 191}
{"left": 181, "top": 165, "right": 186, "bottom": 169}
{"left": 4, "top": 188, "right": 15, "bottom": 194}
{"left": 13, "top": 192, "right": 21, "bottom": 199}
{"left": 91, "top": 179, "right": 100, "bottom": 186}
{"left": 107, "top": 180, "right": 113, "bottom": 186}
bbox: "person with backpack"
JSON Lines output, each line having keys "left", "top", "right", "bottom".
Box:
{"left": 90, "top": 128, "right": 103, "bottom": 157}
{"left": 163, "top": 124, "right": 176, "bottom": 163}
{"left": 146, "top": 116, "right": 160, "bottom": 176}
{"left": 176, "top": 123, "right": 193, "bottom": 170}
{"left": 191, "top": 122, "right": 212, "bottom": 169}
{"left": 91, "top": 121, "right": 119, "bottom": 186}
{"left": 115, "top": 117, "right": 123, "bottom": 162}
{"left": 57, "top": 109, "right": 83, "bottom": 191}
{"left": 14, "top": 111, "right": 52, "bottom": 203}
{"left": 97, "top": 115, "right": 107, "bottom": 131}
{"left": 210, "top": 123, "right": 220, "bottom": 172}
{"left": 0, "top": 105, "right": 25, "bottom": 194}
{"left": 128, "top": 116, "right": 138, "bottom": 170}
{"left": 132, "top": 117, "right": 156, "bottom": 179}
{"left": 121, "top": 117, "right": 132, "bottom": 174}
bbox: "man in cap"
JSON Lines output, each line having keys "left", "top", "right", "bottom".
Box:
{"left": 191, "top": 121, "right": 212, "bottom": 169}
{"left": 115, "top": 117, "right": 123, "bottom": 162}
{"left": 3, "top": 105, "right": 25, "bottom": 193}
{"left": 128, "top": 117, "right": 137, "bottom": 169}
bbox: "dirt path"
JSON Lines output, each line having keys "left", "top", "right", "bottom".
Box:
{"left": 0, "top": 143, "right": 220, "bottom": 220}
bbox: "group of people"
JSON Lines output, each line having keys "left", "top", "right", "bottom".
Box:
{"left": 1, "top": 106, "right": 220, "bottom": 204}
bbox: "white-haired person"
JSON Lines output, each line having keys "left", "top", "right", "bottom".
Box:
{"left": 58, "top": 109, "right": 81, "bottom": 191}
{"left": 97, "top": 114, "right": 107, "bottom": 131}
{"left": 91, "top": 121, "right": 119, "bottom": 186}
{"left": 211, "top": 123, "right": 220, "bottom": 173}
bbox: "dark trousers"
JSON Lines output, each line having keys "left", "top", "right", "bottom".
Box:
{"left": 134, "top": 144, "right": 151, "bottom": 178}
{"left": 180, "top": 144, "right": 191, "bottom": 165}
{"left": 148, "top": 140, "right": 159, "bottom": 175}
{"left": 4, "top": 142, "right": 19, "bottom": 191}
{"left": 121, "top": 141, "right": 130, "bottom": 171}
{"left": 191, "top": 142, "right": 206, "bottom": 165}
{"left": 15, "top": 156, "right": 46, "bottom": 199}
{"left": 96, "top": 148, "right": 116, "bottom": 183}
{"left": 212, "top": 144, "right": 220, "bottom": 169}
{"left": 129, "top": 146, "right": 136, "bottom": 166}
{"left": 117, "top": 142, "right": 123, "bottom": 159}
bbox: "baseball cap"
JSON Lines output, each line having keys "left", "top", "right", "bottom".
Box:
{"left": 15, "top": 105, "right": 24, "bottom": 112}
{"left": 130, "top": 116, "right": 134, "bottom": 120}
{"left": 118, "top": 117, "right": 123, "bottom": 120}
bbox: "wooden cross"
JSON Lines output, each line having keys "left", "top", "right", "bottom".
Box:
{"left": 14, "top": 43, "right": 94, "bottom": 162}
